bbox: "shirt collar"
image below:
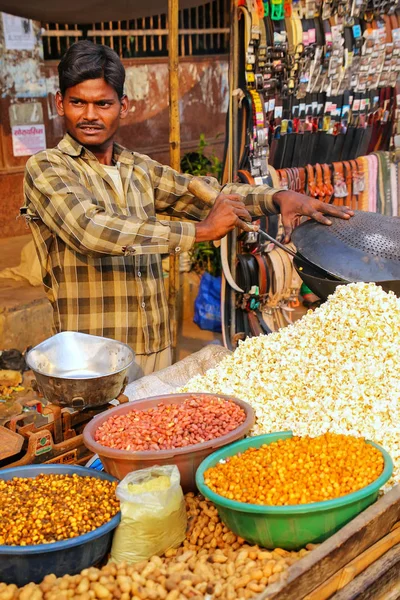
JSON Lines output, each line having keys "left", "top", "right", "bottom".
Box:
{"left": 57, "top": 133, "right": 135, "bottom": 165}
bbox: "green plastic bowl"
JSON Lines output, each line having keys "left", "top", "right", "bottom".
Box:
{"left": 195, "top": 432, "right": 393, "bottom": 550}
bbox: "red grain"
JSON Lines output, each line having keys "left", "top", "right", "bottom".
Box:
{"left": 94, "top": 395, "right": 246, "bottom": 451}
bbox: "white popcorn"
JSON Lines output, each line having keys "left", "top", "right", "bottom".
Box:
{"left": 180, "top": 283, "right": 400, "bottom": 490}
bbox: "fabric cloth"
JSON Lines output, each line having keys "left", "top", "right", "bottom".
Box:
{"left": 102, "top": 164, "right": 125, "bottom": 206}
{"left": 23, "top": 133, "right": 282, "bottom": 355}
{"left": 124, "top": 345, "right": 231, "bottom": 402}
{"left": 0, "top": 240, "right": 42, "bottom": 287}
{"left": 128, "top": 346, "right": 172, "bottom": 382}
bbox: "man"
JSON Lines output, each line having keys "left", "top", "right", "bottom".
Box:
{"left": 23, "top": 41, "right": 353, "bottom": 377}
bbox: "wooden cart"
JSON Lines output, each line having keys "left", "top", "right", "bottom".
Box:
{"left": 258, "top": 486, "right": 400, "bottom": 600}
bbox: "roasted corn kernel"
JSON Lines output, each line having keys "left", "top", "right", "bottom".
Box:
{"left": 181, "top": 283, "right": 400, "bottom": 490}
{"left": 0, "top": 474, "right": 119, "bottom": 546}
{"left": 0, "top": 494, "right": 312, "bottom": 600}
{"left": 204, "top": 433, "right": 385, "bottom": 505}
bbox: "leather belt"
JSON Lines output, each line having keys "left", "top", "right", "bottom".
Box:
{"left": 306, "top": 163, "right": 318, "bottom": 197}
{"left": 299, "top": 167, "right": 306, "bottom": 194}
{"left": 315, "top": 163, "right": 325, "bottom": 200}
{"left": 237, "top": 254, "right": 258, "bottom": 292}
{"left": 332, "top": 161, "right": 348, "bottom": 205}
{"left": 343, "top": 161, "right": 353, "bottom": 208}
{"left": 254, "top": 253, "right": 269, "bottom": 295}
{"left": 323, "top": 163, "right": 334, "bottom": 202}
{"left": 350, "top": 159, "right": 359, "bottom": 210}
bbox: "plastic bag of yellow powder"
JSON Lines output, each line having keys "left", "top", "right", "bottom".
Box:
{"left": 110, "top": 465, "right": 187, "bottom": 564}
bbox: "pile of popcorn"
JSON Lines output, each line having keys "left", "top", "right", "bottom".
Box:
{"left": 181, "top": 283, "right": 400, "bottom": 489}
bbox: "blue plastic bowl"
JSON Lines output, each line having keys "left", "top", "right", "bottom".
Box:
{"left": 0, "top": 464, "right": 121, "bottom": 586}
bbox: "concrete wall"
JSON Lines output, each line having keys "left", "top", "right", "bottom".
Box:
{"left": 0, "top": 15, "right": 228, "bottom": 239}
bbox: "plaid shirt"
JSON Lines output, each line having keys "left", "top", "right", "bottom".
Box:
{"left": 22, "top": 134, "right": 281, "bottom": 355}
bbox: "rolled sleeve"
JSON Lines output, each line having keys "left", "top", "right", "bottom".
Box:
{"left": 222, "top": 183, "right": 283, "bottom": 216}
{"left": 163, "top": 219, "right": 196, "bottom": 254}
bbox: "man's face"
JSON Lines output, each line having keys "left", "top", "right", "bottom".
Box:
{"left": 55, "top": 78, "right": 129, "bottom": 148}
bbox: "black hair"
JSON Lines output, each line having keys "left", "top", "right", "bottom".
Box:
{"left": 58, "top": 40, "right": 125, "bottom": 99}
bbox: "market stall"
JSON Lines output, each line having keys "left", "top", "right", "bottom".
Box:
{"left": 0, "top": 278, "right": 399, "bottom": 599}
{"left": 0, "top": 0, "right": 400, "bottom": 597}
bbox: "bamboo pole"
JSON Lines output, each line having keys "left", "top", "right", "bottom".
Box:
{"left": 168, "top": 0, "right": 181, "bottom": 360}
{"left": 228, "top": 0, "right": 239, "bottom": 346}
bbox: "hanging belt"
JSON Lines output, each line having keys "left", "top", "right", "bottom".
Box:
{"left": 314, "top": 163, "right": 326, "bottom": 200}
{"left": 343, "top": 161, "right": 353, "bottom": 208}
{"left": 282, "top": 98, "right": 297, "bottom": 168}
{"left": 349, "top": 159, "right": 359, "bottom": 209}
{"left": 322, "top": 163, "right": 334, "bottom": 202}
{"left": 332, "top": 161, "right": 348, "bottom": 205}
{"left": 271, "top": 96, "right": 290, "bottom": 168}
{"left": 356, "top": 156, "right": 369, "bottom": 211}
{"left": 254, "top": 253, "right": 269, "bottom": 296}
{"left": 356, "top": 92, "right": 374, "bottom": 157}
{"left": 306, "top": 163, "right": 318, "bottom": 197}
{"left": 298, "top": 167, "right": 306, "bottom": 193}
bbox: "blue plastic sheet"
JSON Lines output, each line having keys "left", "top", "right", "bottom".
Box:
{"left": 194, "top": 272, "right": 222, "bottom": 333}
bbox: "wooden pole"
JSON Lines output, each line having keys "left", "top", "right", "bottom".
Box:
{"left": 229, "top": 0, "right": 239, "bottom": 345}
{"left": 168, "top": 0, "right": 180, "bottom": 360}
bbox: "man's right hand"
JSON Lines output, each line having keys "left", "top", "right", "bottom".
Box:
{"left": 195, "top": 194, "right": 252, "bottom": 242}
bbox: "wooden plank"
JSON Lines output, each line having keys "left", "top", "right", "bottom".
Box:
{"left": 304, "top": 525, "right": 400, "bottom": 599}
{"left": 331, "top": 544, "right": 400, "bottom": 600}
{"left": 44, "top": 31, "right": 83, "bottom": 37}
{"left": 86, "top": 27, "right": 229, "bottom": 36}
{"left": 259, "top": 486, "right": 400, "bottom": 600}
{"left": 374, "top": 583, "right": 400, "bottom": 600}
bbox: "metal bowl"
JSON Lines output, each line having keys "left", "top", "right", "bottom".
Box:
{"left": 26, "top": 332, "right": 134, "bottom": 409}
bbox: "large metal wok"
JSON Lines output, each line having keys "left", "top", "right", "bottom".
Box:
{"left": 250, "top": 210, "right": 400, "bottom": 301}
{"left": 26, "top": 332, "right": 134, "bottom": 409}
{"left": 292, "top": 211, "right": 400, "bottom": 280}
{"left": 293, "top": 255, "right": 400, "bottom": 301}
{"left": 290, "top": 211, "right": 400, "bottom": 301}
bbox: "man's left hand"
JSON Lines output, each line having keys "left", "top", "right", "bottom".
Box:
{"left": 273, "top": 190, "right": 354, "bottom": 243}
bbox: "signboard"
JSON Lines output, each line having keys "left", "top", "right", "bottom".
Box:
{"left": 2, "top": 13, "right": 35, "bottom": 51}
{"left": 11, "top": 124, "right": 46, "bottom": 157}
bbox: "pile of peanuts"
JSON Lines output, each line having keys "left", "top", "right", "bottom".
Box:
{"left": 0, "top": 474, "right": 119, "bottom": 545}
{"left": 95, "top": 395, "right": 246, "bottom": 451}
{"left": 0, "top": 494, "right": 313, "bottom": 600}
{"left": 204, "top": 433, "right": 385, "bottom": 505}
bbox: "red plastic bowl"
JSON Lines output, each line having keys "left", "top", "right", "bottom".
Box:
{"left": 83, "top": 393, "right": 255, "bottom": 492}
